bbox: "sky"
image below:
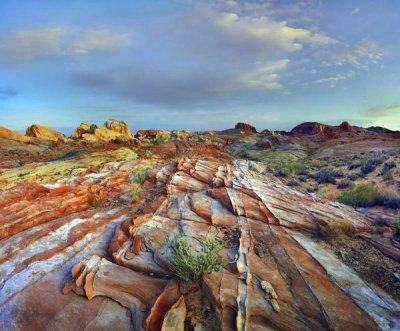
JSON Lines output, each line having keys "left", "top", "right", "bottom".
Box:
{"left": 1, "top": 0, "right": 400, "bottom": 134}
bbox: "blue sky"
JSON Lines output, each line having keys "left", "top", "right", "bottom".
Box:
{"left": 1, "top": 0, "right": 399, "bottom": 134}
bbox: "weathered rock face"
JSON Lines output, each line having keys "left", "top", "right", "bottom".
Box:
{"left": 1, "top": 153, "right": 399, "bottom": 330}
{"left": 291, "top": 122, "right": 329, "bottom": 136}
{"left": 0, "top": 126, "right": 31, "bottom": 143}
{"left": 235, "top": 122, "right": 257, "bottom": 133}
{"left": 71, "top": 119, "right": 135, "bottom": 142}
{"left": 71, "top": 122, "right": 98, "bottom": 138}
{"left": 25, "top": 124, "right": 68, "bottom": 142}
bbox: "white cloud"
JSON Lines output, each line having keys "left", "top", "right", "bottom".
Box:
{"left": 0, "top": 27, "right": 67, "bottom": 64}
{"left": 238, "top": 59, "right": 290, "bottom": 90}
{"left": 315, "top": 71, "right": 355, "bottom": 86}
{"left": 214, "top": 12, "right": 336, "bottom": 54}
{"left": 0, "top": 26, "right": 131, "bottom": 65}
{"left": 351, "top": 8, "right": 360, "bottom": 15}
{"left": 322, "top": 39, "right": 383, "bottom": 70}
{"left": 70, "top": 29, "right": 130, "bottom": 54}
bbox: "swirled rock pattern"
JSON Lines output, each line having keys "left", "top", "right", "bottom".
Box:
{"left": 0, "top": 156, "right": 399, "bottom": 330}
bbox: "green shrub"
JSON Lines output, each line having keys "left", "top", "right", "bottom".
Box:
{"left": 166, "top": 234, "right": 225, "bottom": 282}
{"left": 337, "top": 184, "right": 380, "bottom": 207}
{"left": 275, "top": 160, "right": 305, "bottom": 177}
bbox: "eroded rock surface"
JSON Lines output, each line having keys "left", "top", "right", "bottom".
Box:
{"left": 0, "top": 156, "right": 399, "bottom": 330}
{"left": 25, "top": 124, "right": 69, "bottom": 142}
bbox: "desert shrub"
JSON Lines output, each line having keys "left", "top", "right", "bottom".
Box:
{"left": 383, "top": 161, "right": 397, "bottom": 172}
{"left": 375, "top": 190, "right": 400, "bottom": 209}
{"left": 337, "top": 184, "right": 380, "bottom": 207}
{"left": 322, "top": 219, "right": 353, "bottom": 242}
{"left": 287, "top": 180, "right": 298, "bottom": 187}
{"left": 166, "top": 234, "right": 225, "bottom": 282}
{"left": 298, "top": 175, "right": 308, "bottom": 182}
{"left": 348, "top": 161, "right": 361, "bottom": 170}
{"left": 307, "top": 186, "right": 318, "bottom": 193}
{"left": 347, "top": 172, "right": 362, "bottom": 181}
{"left": 333, "top": 169, "right": 345, "bottom": 178}
{"left": 314, "top": 168, "right": 337, "bottom": 184}
{"left": 360, "top": 153, "right": 389, "bottom": 175}
{"left": 382, "top": 169, "right": 394, "bottom": 181}
{"left": 131, "top": 183, "right": 142, "bottom": 203}
{"left": 337, "top": 179, "right": 352, "bottom": 189}
{"left": 295, "top": 164, "right": 309, "bottom": 176}
{"left": 274, "top": 161, "right": 302, "bottom": 177}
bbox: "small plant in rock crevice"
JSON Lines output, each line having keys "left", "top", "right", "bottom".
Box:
{"left": 131, "top": 182, "right": 142, "bottom": 203}
{"left": 321, "top": 219, "right": 353, "bottom": 242}
{"left": 166, "top": 234, "right": 225, "bottom": 282}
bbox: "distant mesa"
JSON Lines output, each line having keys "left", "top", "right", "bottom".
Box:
{"left": 25, "top": 124, "right": 69, "bottom": 142}
{"left": 72, "top": 119, "right": 135, "bottom": 143}
{"left": 235, "top": 122, "right": 257, "bottom": 133}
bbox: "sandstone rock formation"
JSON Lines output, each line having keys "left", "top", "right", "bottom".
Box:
{"left": 135, "top": 129, "right": 163, "bottom": 139}
{"left": 72, "top": 119, "right": 135, "bottom": 142}
{"left": 235, "top": 122, "right": 257, "bottom": 133}
{"left": 291, "top": 122, "right": 329, "bottom": 136}
{"left": 0, "top": 126, "right": 31, "bottom": 143}
{"left": 1, "top": 152, "right": 399, "bottom": 330}
{"left": 25, "top": 124, "right": 68, "bottom": 142}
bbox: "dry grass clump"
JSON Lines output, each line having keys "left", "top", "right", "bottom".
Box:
{"left": 322, "top": 219, "right": 353, "bottom": 242}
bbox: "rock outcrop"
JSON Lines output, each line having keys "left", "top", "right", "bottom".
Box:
{"left": 25, "top": 124, "right": 68, "bottom": 142}
{"left": 0, "top": 126, "right": 31, "bottom": 143}
{"left": 291, "top": 122, "right": 329, "bottom": 136}
{"left": 135, "top": 129, "right": 163, "bottom": 139}
{"left": 235, "top": 122, "right": 257, "bottom": 133}
{"left": 71, "top": 119, "right": 135, "bottom": 142}
{"left": 1, "top": 153, "right": 399, "bottom": 330}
